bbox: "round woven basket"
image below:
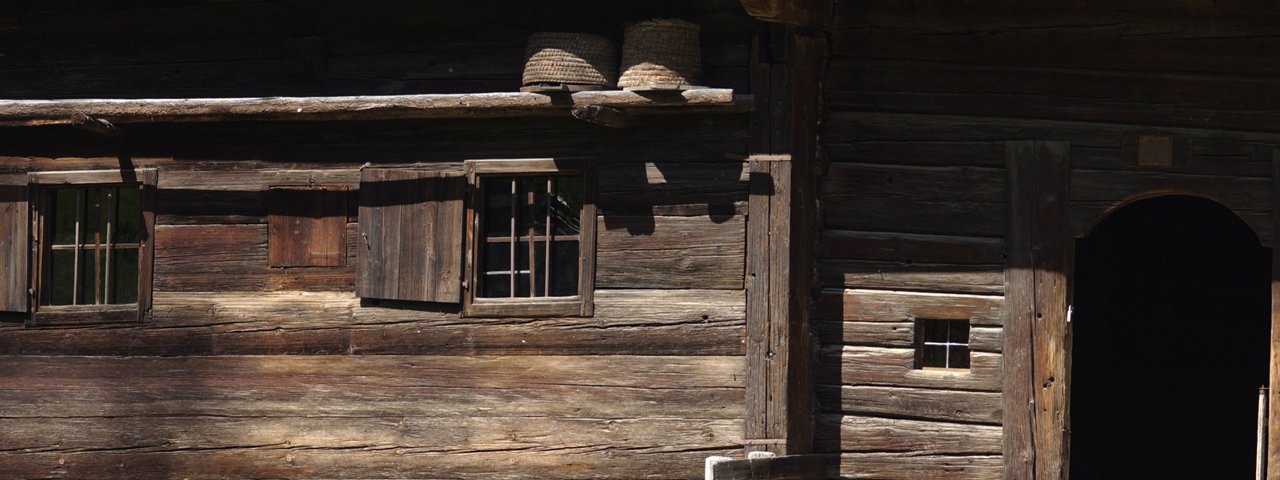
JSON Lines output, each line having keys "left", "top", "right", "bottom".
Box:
{"left": 521, "top": 32, "right": 618, "bottom": 90}
{"left": 618, "top": 19, "right": 702, "bottom": 89}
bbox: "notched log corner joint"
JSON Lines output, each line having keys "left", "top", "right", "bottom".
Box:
{"left": 70, "top": 111, "right": 121, "bottom": 137}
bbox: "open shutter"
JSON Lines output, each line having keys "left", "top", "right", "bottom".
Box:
{"left": 357, "top": 167, "right": 465, "bottom": 302}
{"left": 0, "top": 176, "right": 28, "bottom": 312}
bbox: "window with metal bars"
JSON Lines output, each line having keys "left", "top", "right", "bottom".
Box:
{"left": 478, "top": 175, "right": 582, "bottom": 298}
{"left": 40, "top": 185, "right": 142, "bottom": 306}
{"left": 915, "top": 319, "right": 971, "bottom": 370}
{"left": 463, "top": 158, "right": 596, "bottom": 318}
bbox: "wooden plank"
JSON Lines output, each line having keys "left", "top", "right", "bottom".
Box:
{"left": 745, "top": 159, "right": 772, "bottom": 452}
{"left": 1005, "top": 141, "right": 1070, "bottom": 480}
{"left": 831, "top": 5, "right": 1280, "bottom": 76}
{"left": 819, "top": 260, "right": 1004, "bottom": 295}
{"left": 0, "top": 355, "right": 746, "bottom": 417}
{"left": 818, "top": 385, "right": 1002, "bottom": 425}
{"left": 596, "top": 161, "right": 749, "bottom": 217}
{"left": 813, "top": 320, "right": 1000, "bottom": 352}
{"left": 0, "top": 174, "right": 28, "bottom": 313}
{"left": 766, "top": 159, "right": 795, "bottom": 454}
{"left": 821, "top": 162, "right": 1006, "bottom": 236}
{"left": 3, "top": 448, "right": 737, "bottom": 480}
{"left": 1003, "top": 141, "right": 1036, "bottom": 480}
{"left": 816, "top": 414, "right": 1002, "bottom": 454}
{"left": 1269, "top": 148, "right": 1280, "bottom": 480}
{"left": 825, "top": 58, "right": 1280, "bottom": 134}
{"left": 739, "top": 0, "right": 830, "bottom": 28}
{"left": 357, "top": 168, "right": 464, "bottom": 303}
{"left": 1030, "top": 142, "right": 1070, "bottom": 480}
{"left": 831, "top": 453, "right": 1002, "bottom": 480}
{"left": 820, "top": 346, "right": 1002, "bottom": 392}
{"left": 707, "top": 454, "right": 829, "bottom": 480}
{"left": 0, "top": 415, "right": 743, "bottom": 453}
{"left": 0, "top": 289, "right": 746, "bottom": 356}
{"left": 818, "top": 230, "right": 1005, "bottom": 264}
{"left": 813, "top": 289, "right": 1004, "bottom": 326}
{"left": 0, "top": 89, "right": 750, "bottom": 126}
{"left": 596, "top": 215, "right": 745, "bottom": 290}
{"left": 267, "top": 186, "right": 347, "bottom": 267}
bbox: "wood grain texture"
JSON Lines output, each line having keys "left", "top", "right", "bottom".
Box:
{"left": 268, "top": 186, "right": 348, "bottom": 267}
{"left": 819, "top": 230, "right": 1005, "bottom": 265}
{"left": 4, "top": 449, "right": 739, "bottom": 480}
{"left": 1269, "top": 148, "right": 1280, "bottom": 480}
{"left": 820, "top": 346, "right": 1002, "bottom": 392}
{"left": 0, "top": 173, "right": 27, "bottom": 313}
{"left": 816, "top": 414, "right": 1002, "bottom": 454}
{"left": 821, "top": 163, "right": 1006, "bottom": 236}
{"left": 814, "top": 289, "right": 1004, "bottom": 326}
{"left": 818, "top": 260, "right": 1004, "bottom": 295}
{"left": 830, "top": 452, "right": 1002, "bottom": 479}
{"left": 596, "top": 215, "right": 745, "bottom": 289}
{"left": 818, "top": 385, "right": 1002, "bottom": 425}
{"left": 0, "top": 90, "right": 749, "bottom": 126}
{"left": 357, "top": 168, "right": 465, "bottom": 303}
{"left": 0, "top": 354, "right": 745, "bottom": 415}
{"left": 0, "top": 289, "right": 745, "bottom": 356}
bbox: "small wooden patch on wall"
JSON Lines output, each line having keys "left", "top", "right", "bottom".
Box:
{"left": 268, "top": 186, "right": 347, "bottom": 267}
{"left": 1138, "top": 135, "right": 1174, "bottom": 167}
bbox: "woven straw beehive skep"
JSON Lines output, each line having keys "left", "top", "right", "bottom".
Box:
{"left": 522, "top": 32, "right": 618, "bottom": 91}
{"left": 618, "top": 19, "right": 702, "bottom": 89}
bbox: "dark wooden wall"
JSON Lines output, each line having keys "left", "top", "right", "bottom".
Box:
{"left": 0, "top": 1, "right": 761, "bottom": 478}
{"left": 817, "top": 0, "right": 1280, "bottom": 478}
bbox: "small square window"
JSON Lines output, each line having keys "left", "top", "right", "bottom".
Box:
{"left": 464, "top": 159, "right": 596, "bottom": 317}
{"left": 915, "top": 319, "right": 970, "bottom": 370}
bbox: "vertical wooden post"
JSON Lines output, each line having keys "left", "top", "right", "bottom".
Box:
{"left": 744, "top": 25, "right": 822, "bottom": 459}
{"left": 1005, "top": 141, "right": 1071, "bottom": 480}
{"left": 1267, "top": 149, "right": 1280, "bottom": 480}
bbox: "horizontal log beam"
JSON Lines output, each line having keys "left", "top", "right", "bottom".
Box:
{"left": 0, "top": 89, "right": 752, "bottom": 126}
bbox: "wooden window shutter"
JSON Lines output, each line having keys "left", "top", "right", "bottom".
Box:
{"left": 357, "top": 168, "right": 465, "bottom": 303}
{"left": 0, "top": 176, "right": 28, "bottom": 313}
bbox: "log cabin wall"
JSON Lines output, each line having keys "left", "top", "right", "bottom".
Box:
{"left": 819, "top": 1, "right": 1280, "bottom": 479}
{"left": 0, "top": 1, "right": 761, "bottom": 478}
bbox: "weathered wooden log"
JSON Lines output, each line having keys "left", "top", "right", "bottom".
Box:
{"left": 0, "top": 90, "right": 751, "bottom": 126}
{"left": 69, "top": 111, "right": 120, "bottom": 136}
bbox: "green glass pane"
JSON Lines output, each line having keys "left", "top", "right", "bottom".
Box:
{"left": 48, "top": 250, "right": 75, "bottom": 305}
{"left": 110, "top": 248, "right": 139, "bottom": 304}
{"left": 950, "top": 346, "right": 971, "bottom": 369}
{"left": 550, "top": 176, "right": 582, "bottom": 235}
{"left": 922, "top": 345, "right": 948, "bottom": 368}
{"left": 482, "top": 177, "right": 513, "bottom": 236}
{"left": 519, "top": 176, "right": 547, "bottom": 234}
{"left": 51, "top": 189, "right": 80, "bottom": 245}
{"left": 82, "top": 188, "right": 105, "bottom": 247}
{"left": 549, "top": 240, "right": 579, "bottom": 296}
{"left": 480, "top": 242, "right": 511, "bottom": 298}
{"left": 114, "top": 187, "right": 142, "bottom": 243}
{"left": 78, "top": 248, "right": 104, "bottom": 304}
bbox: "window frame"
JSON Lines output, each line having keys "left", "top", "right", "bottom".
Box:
{"left": 914, "top": 318, "right": 972, "bottom": 371}
{"left": 462, "top": 158, "right": 596, "bottom": 318}
{"left": 27, "top": 169, "right": 157, "bottom": 326}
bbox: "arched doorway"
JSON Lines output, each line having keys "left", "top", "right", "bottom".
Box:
{"left": 1070, "top": 195, "right": 1272, "bottom": 478}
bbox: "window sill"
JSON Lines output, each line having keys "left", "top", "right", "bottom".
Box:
{"left": 464, "top": 296, "right": 590, "bottom": 318}
{"left": 29, "top": 304, "right": 141, "bottom": 327}
{"left": 0, "top": 89, "right": 751, "bottom": 126}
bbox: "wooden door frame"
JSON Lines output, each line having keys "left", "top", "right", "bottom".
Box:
{"left": 1004, "top": 143, "right": 1280, "bottom": 480}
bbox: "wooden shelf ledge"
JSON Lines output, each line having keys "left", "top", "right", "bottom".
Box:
{"left": 0, "top": 89, "right": 751, "bottom": 127}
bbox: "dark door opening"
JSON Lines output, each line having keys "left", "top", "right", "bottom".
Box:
{"left": 1070, "top": 195, "right": 1271, "bottom": 478}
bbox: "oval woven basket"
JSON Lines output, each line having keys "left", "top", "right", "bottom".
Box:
{"left": 522, "top": 32, "right": 618, "bottom": 91}
{"left": 618, "top": 19, "right": 702, "bottom": 90}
